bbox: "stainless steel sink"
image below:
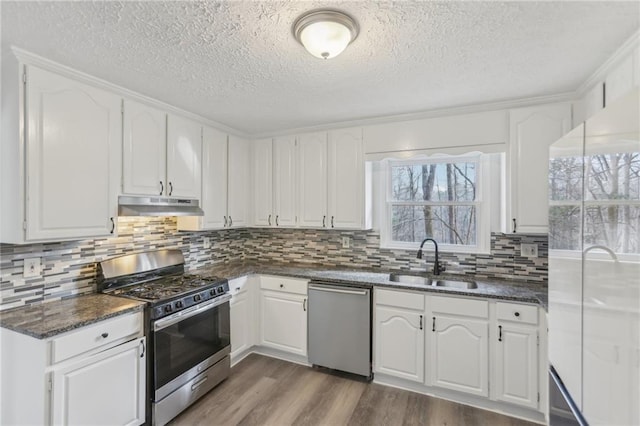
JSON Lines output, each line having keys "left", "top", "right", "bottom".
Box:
{"left": 389, "top": 273, "right": 431, "bottom": 285}
{"left": 432, "top": 279, "right": 478, "bottom": 289}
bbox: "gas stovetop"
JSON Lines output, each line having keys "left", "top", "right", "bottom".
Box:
{"left": 110, "top": 274, "right": 223, "bottom": 301}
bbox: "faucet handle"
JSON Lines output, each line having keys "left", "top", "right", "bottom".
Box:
{"left": 437, "top": 261, "right": 446, "bottom": 273}
{"left": 416, "top": 249, "right": 423, "bottom": 259}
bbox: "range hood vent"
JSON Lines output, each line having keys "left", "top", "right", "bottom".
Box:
{"left": 118, "top": 196, "right": 204, "bottom": 217}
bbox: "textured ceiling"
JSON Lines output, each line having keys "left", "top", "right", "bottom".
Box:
{"left": 2, "top": 1, "right": 639, "bottom": 135}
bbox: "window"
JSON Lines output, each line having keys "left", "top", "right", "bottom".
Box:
{"left": 382, "top": 153, "right": 495, "bottom": 253}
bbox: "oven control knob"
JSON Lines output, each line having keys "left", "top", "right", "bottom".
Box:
{"left": 217, "top": 287, "right": 224, "bottom": 294}
{"left": 210, "top": 289, "right": 216, "bottom": 296}
{"left": 175, "top": 300, "right": 184, "bottom": 309}
{"left": 164, "top": 305, "right": 172, "bottom": 313}
{"left": 194, "top": 294, "right": 201, "bottom": 302}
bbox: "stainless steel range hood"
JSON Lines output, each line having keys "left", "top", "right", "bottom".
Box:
{"left": 118, "top": 196, "right": 204, "bottom": 217}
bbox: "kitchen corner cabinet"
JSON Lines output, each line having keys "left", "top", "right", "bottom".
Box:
{"left": 508, "top": 102, "right": 571, "bottom": 234}
{"left": 429, "top": 296, "right": 489, "bottom": 397}
{"left": 374, "top": 289, "right": 425, "bottom": 383}
{"left": 1, "top": 311, "right": 145, "bottom": 426}
{"left": 493, "top": 303, "right": 539, "bottom": 409}
{"left": 229, "top": 276, "right": 256, "bottom": 362}
{"left": 25, "top": 66, "right": 122, "bottom": 241}
{"left": 252, "top": 137, "right": 297, "bottom": 227}
{"left": 166, "top": 114, "right": 202, "bottom": 199}
{"left": 227, "top": 135, "right": 250, "bottom": 227}
{"left": 122, "top": 99, "right": 167, "bottom": 196}
{"left": 259, "top": 276, "right": 308, "bottom": 356}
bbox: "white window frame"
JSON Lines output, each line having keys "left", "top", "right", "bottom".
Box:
{"left": 380, "top": 153, "right": 494, "bottom": 254}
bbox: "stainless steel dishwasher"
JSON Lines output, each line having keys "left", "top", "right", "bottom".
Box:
{"left": 307, "top": 281, "right": 372, "bottom": 379}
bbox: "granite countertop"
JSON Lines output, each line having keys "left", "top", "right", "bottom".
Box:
{"left": 0, "top": 294, "right": 146, "bottom": 339}
{"left": 194, "top": 261, "right": 548, "bottom": 310}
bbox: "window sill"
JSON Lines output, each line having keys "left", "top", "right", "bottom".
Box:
{"left": 380, "top": 242, "right": 491, "bottom": 256}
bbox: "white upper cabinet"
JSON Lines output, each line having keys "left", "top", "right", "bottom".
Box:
{"left": 298, "top": 132, "right": 328, "bottom": 228}
{"left": 273, "top": 136, "right": 297, "bottom": 227}
{"left": 508, "top": 103, "right": 572, "bottom": 234}
{"left": 166, "top": 114, "right": 202, "bottom": 199}
{"left": 252, "top": 138, "right": 273, "bottom": 227}
{"left": 25, "top": 66, "right": 121, "bottom": 241}
{"left": 605, "top": 54, "right": 635, "bottom": 107}
{"left": 122, "top": 100, "right": 166, "bottom": 196}
{"left": 328, "top": 128, "right": 368, "bottom": 229}
{"left": 227, "top": 135, "right": 250, "bottom": 227}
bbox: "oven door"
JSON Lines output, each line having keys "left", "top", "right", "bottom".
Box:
{"left": 152, "top": 294, "right": 231, "bottom": 400}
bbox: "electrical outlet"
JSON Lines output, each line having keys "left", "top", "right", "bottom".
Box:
{"left": 341, "top": 236, "right": 350, "bottom": 249}
{"left": 23, "top": 257, "right": 41, "bottom": 278}
{"left": 203, "top": 237, "right": 211, "bottom": 249}
{"left": 520, "top": 243, "right": 538, "bottom": 257}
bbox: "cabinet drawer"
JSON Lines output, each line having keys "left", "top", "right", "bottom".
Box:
{"left": 260, "top": 275, "right": 308, "bottom": 295}
{"left": 376, "top": 289, "right": 424, "bottom": 310}
{"left": 496, "top": 302, "right": 538, "bottom": 325}
{"left": 431, "top": 296, "right": 488, "bottom": 318}
{"left": 51, "top": 312, "right": 143, "bottom": 364}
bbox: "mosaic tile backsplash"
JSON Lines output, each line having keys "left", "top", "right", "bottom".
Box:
{"left": 0, "top": 217, "right": 548, "bottom": 310}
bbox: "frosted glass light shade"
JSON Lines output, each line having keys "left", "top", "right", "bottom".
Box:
{"left": 293, "top": 10, "right": 359, "bottom": 60}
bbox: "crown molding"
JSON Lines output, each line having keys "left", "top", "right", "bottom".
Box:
{"left": 575, "top": 29, "right": 640, "bottom": 96}
{"left": 251, "top": 92, "right": 575, "bottom": 139}
{"left": 11, "top": 47, "right": 249, "bottom": 138}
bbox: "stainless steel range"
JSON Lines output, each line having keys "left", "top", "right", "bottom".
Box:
{"left": 97, "top": 250, "right": 231, "bottom": 426}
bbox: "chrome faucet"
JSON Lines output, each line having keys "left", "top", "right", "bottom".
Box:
{"left": 417, "top": 238, "right": 445, "bottom": 275}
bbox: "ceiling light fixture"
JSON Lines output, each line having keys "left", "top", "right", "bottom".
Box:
{"left": 293, "top": 10, "right": 359, "bottom": 60}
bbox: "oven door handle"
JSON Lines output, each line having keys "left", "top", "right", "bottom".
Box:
{"left": 154, "top": 294, "right": 232, "bottom": 331}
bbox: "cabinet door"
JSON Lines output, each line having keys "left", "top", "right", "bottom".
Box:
{"left": 494, "top": 323, "right": 538, "bottom": 409}
{"left": 25, "top": 66, "right": 121, "bottom": 241}
{"left": 298, "top": 132, "right": 327, "bottom": 228}
{"left": 166, "top": 114, "right": 202, "bottom": 198}
{"left": 328, "top": 128, "right": 364, "bottom": 229}
{"left": 374, "top": 306, "right": 424, "bottom": 383}
{"left": 51, "top": 337, "right": 145, "bottom": 426}
{"left": 201, "top": 127, "right": 228, "bottom": 229}
{"left": 260, "top": 290, "right": 307, "bottom": 356}
{"left": 228, "top": 135, "right": 250, "bottom": 227}
{"left": 252, "top": 138, "right": 273, "bottom": 226}
{"left": 273, "top": 136, "right": 297, "bottom": 227}
{"left": 430, "top": 315, "right": 489, "bottom": 397}
{"left": 509, "top": 103, "right": 572, "bottom": 233}
{"left": 230, "top": 291, "right": 251, "bottom": 361}
{"left": 122, "top": 99, "right": 166, "bottom": 196}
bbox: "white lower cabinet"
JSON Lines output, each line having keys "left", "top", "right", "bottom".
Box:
{"left": 229, "top": 276, "right": 256, "bottom": 362}
{"left": 374, "top": 290, "right": 425, "bottom": 382}
{"left": 373, "top": 289, "right": 544, "bottom": 418}
{"left": 51, "top": 337, "right": 146, "bottom": 426}
{"left": 259, "top": 276, "right": 308, "bottom": 357}
{"left": 0, "top": 310, "right": 145, "bottom": 426}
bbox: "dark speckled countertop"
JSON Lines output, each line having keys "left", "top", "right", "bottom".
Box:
{"left": 194, "top": 261, "right": 548, "bottom": 310}
{"left": 0, "top": 294, "right": 145, "bottom": 339}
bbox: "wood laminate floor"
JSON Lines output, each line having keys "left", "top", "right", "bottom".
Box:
{"left": 169, "top": 354, "right": 539, "bottom": 426}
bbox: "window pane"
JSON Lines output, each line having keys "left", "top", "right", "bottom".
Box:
{"left": 549, "top": 205, "right": 582, "bottom": 250}
{"left": 391, "top": 205, "right": 477, "bottom": 245}
{"left": 390, "top": 162, "right": 477, "bottom": 202}
{"left": 585, "top": 153, "right": 640, "bottom": 201}
{"left": 549, "top": 156, "right": 583, "bottom": 201}
{"left": 584, "top": 205, "right": 640, "bottom": 254}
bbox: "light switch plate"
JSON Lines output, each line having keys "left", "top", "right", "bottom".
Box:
{"left": 520, "top": 243, "right": 538, "bottom": 257}
{"left": 23, "top": 257, "right": 41, "bottom": 278}
{"left": 341, "top": 236, "right": 350, "bottom": 249}
{"left": 203, "top": 237, "right": 211, "bottom": 249}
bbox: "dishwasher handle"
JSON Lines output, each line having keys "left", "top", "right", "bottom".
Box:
{"left": 308, "top": 284, "right": 369, "bottom": 296}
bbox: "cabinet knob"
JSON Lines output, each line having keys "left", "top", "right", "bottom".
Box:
{"left": 279, "top": 284, "right": 284, "bottom": 288}
{"left": 101, "top": 332, "right": 109, "bottom": 339}
{"left": 514, "top": 312, "right": 520, "bottom": 317}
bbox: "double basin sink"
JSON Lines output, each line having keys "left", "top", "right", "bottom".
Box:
{"left": 389, "top": 273, "right": 478, "bottom": 289}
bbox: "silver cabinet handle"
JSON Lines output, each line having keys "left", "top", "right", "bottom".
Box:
{"left": 159, "top": 181, "right": 164, "bottom": 195}
{"left": 229, "top": 216, "right": 233, "bottom": 226}
{"left": 268, "top": 214, "right": 271, "bottom": 226}
{"left": 139, "top": 339, "right": 145, "bottom": 358}
{"left": 322, "top": 215, "right": 326, "bottom": 227}
{"left": 169, "top": 181, "right": 173, "bottom": 196}
{"left": 498, "top": 325, "right": 503, "bottom": 342}
{"left": 303, "top": 298, "right": 306, "bottom": 311}
{"left": 419, "top": 315, "right": 423, "bottom": 330}
{"left": 276, "top": 215, "right": 279, "bottom": 226}
{"left": 109, "top": 218, "right": 115, "bottom": 234}
{"left": 512, "top": 218, "right": 517, "bottom": 233}
{"left": 331, "top": 216, "right": 334, "bottom": 228}
{"left": 432, "top": 316, "right": 436, "bottom": 332}
{"left": 224, "top": 216, "right": 228, "bottom": 227}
